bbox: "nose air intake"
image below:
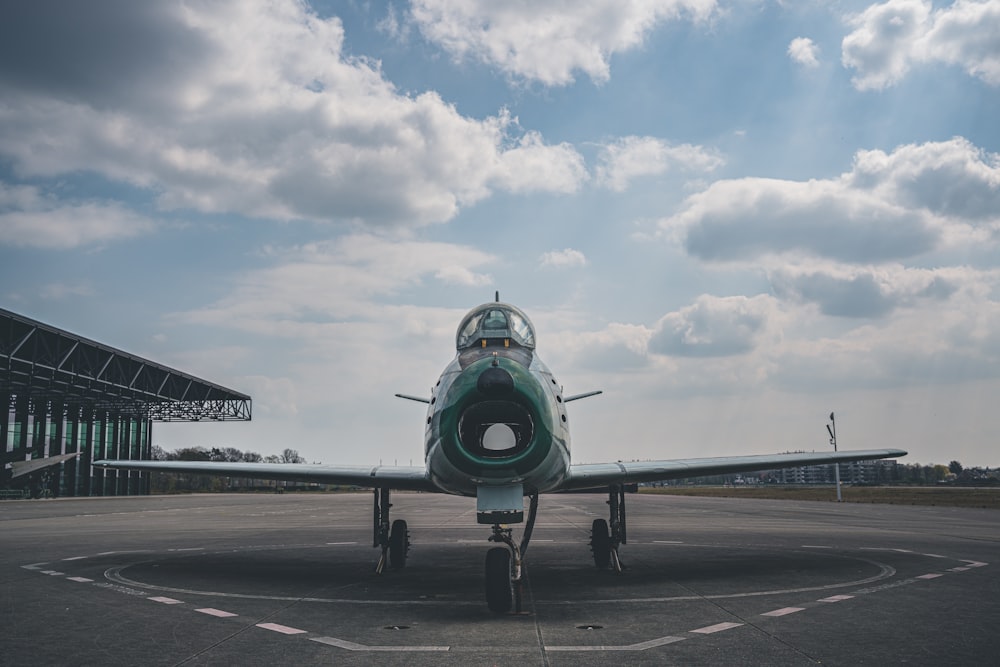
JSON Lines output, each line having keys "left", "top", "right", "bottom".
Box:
{"left": 458, "top": 367, "right": 534, "bottom": 459}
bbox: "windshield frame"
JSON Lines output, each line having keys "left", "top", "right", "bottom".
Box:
{"left": 455, "top": 303, "right": 536, "bottom": 351}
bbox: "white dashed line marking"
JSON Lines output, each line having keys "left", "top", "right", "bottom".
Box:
{"left": 690, "top": 622, "right": 744, "bottom": 634}
{"left": 310, "top": 636, "right": 450, "bottom": 652}
{"left": 95, "top": 583, "right": 147, "bottom": 597}
{"left": 21, "top": 544, "right": 992, "bottom": 655}
{"left": 547, "top": 636, "right": 688, "bottom": 652}
{"left": 196, "top": 608, "right": 238, "bottom": 618}
{"left": 257, "top": 622, "right": 307, "bottom": 635}
{"left": 761, "top": 607, "right": 805, "bottom": 617}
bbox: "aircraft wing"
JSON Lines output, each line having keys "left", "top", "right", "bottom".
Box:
{"left": 562, "top": 448, "right": 907, "bottom": 491}
{"left": 10, "top": 452, "right": 81, "bottom": 478}
{"left": 92, "top": 460, "right": 438, "bottom": 492}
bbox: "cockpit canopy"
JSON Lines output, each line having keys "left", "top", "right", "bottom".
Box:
{"left": 456, "top": 303, "right": 536, "bottom": 351}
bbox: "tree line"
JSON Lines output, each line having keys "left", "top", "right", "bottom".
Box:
{"left": 645, "top": 460, "right": 999, "bottom": 488}
{"left": 894, "top": 460, "right": 998, "bottom": 486}
{"left": 147, "top": 445, "right": 326, "bottom": 494}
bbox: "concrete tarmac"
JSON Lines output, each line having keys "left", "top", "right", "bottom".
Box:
{"left": 2, "top": 491, "right": 997, "bottom": 666}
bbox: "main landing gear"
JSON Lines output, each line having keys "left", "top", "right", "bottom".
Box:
{"left": 373, "top": 488, "right": 410, "bottom": 574}
{"left": 590, "top": 484, "right": 627, "bottom": 572}
{"left": 485, "top": 492, "right": 538, "bottom": 613}
{"left": 371, "top": 486, "right": 624, "bottom": 611}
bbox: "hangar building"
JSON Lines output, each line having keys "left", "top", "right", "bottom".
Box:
{"left": 1, "top": 307, "right": 251, "bottom": 497}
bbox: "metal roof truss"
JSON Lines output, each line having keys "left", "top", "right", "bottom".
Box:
{"left": 1, "top": 309, "right": 251, "bottom": 422}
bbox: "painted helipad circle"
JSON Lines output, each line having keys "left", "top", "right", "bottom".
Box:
{"left": 100, "top": 541, "right": 897, "bottom": 606}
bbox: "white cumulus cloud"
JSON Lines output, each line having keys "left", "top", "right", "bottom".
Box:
{"left": 768, "top": 264, "right": 962, "bottom": 318}
{"left": 842, "top": 0, "right": 1000, "bottom": 90}
{"left": 649, "top": 294, "right": 780, "bottom": 358}
{"left": 595, "top": 136, "right": 724, "bottom": 192}
{"left": 0, "top": 0, "right": 586, "bottom": 229}
{"left": 659, "top": 138, "right": 1000, "bottom": 265}
{"left": 788, "top": 37, "right": 821, "bottom": 67}
{"left": 540, "top": 248, "right": 588, "bottom": 269}
{"left": 175, "top": 234, "right": 497, "bottom": 333}
{"left": 0, "top": 184, "right": 154, "bottom": 249}
{"left": 408, "top": 0, "right": 718, "bottom": 86}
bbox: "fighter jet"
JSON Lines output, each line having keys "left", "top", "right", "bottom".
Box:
{"left": 96, "top": 297, "right": 906, "bottom": 612}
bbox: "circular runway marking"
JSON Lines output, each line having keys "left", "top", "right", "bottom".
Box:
{"left": 19, "top": 542, "right": 990, "bottom": 654}
{"left": 85, "top": 541, "right": 901, "bottom": 606}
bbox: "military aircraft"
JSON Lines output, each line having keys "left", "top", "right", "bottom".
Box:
{"left": 96, "top": 297, "right": 906, "bottom": 612}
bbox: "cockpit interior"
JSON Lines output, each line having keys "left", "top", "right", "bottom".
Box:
{"left": 456, "top": 303, "right": 536, "bottom": 351}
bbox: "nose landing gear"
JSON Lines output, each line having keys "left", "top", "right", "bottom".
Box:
{"left": 484, "top": 492, "right": 538, "bottom": 613}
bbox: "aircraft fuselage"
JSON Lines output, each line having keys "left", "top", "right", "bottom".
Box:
{"left": 423, "top": 303, "right": 571, "bottom": 501}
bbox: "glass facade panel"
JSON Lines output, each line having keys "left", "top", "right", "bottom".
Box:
{"left": 2, "top": 309, "right": 247, "bottom": 496}
{"left": 0, "top": 400, "right": 142, "bottom": 497}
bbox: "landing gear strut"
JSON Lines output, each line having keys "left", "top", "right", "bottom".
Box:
{"left": 374, "top": 488, "right": 409, "bottom": 573}
{"left": 485, "top": 492, "right": 538, "bottom": 613}
{"left": 590, "top": 484, "right": 626, "bottom": 571}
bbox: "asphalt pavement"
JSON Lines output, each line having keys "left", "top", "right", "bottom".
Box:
{"left": 2, "top": 491, "right": 997, "bottom": 666}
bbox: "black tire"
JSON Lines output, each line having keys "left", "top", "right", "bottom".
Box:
{"left": 591, "top": 518, "right": 611, "bottom": 569}
{"left": 485, "top": 547, "right": 513, "bottom": 613}
{"left": 389, "top": 519, "right": 409, "bottom": 569}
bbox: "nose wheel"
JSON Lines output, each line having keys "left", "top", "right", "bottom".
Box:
{"left": 485, "top": 547, "right": 513, "bottom": 612}
{"left": 484, "top": 493, "right": 538, "bottom": 613}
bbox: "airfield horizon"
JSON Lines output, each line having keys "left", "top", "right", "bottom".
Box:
{"left": 8, "top": 484, "right": 997, "bottom": 510}
{"left": 641, "top": 484, "right": 1000, "bottom": 509}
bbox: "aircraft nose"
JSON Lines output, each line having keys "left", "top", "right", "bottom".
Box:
{"left": 477, "top": 366, "right": 514, "bottom": 396}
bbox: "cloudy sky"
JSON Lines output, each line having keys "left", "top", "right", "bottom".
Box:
{"left": 3, "top": 0, "right": 999, "bottom": 467}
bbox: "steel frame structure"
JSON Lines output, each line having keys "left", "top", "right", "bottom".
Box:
{"left": 1, "top": 308, "right": 251, "bottom": 421}
{"left": 2, "top": 308, "right": 251, "bottom": 496}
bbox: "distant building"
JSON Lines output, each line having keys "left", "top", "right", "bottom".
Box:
{"left": 773, "top": 459, "right": 898, "bottom": 485}
{"left": 2, "top": 308, "right": 251, "bottom": 497}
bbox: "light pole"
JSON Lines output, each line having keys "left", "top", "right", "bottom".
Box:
{"left": 827, "top": 412, "right": 842, "bottom": 502}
